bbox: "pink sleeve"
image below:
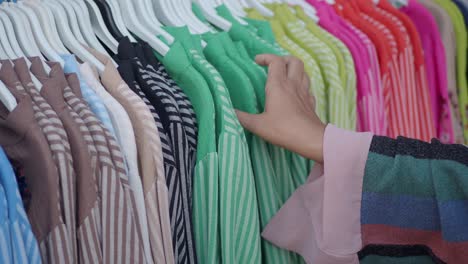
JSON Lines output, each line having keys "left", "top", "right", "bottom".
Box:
{"left": 262, "top": 125, "right": 374, "bottom": 263}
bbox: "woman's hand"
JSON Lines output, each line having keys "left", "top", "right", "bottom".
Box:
{"left": 235, "top": 54, "right": 326, "bottom": 163}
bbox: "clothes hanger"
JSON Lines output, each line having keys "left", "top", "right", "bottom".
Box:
{"left": 103, "top": 0, "right": 137, "bottom": 42}
{"left": 24, "top": 0, "right": 70, "bottom": 54}
{"left": 133, "top": 0, "right": 175, "bottom": 43}
{"left": 116, "top": 0, "right": 169, "bottom": 56}
{"left": 93, "top": 0, "right": 124, "bottom": 39}
{"left": 79, "top": 0, "right": 119, "bottom": 53}
{"left": 194, "top": 0, "right": 233, "bottom": 31}
{"left": 42, "top": 1, "right": 106, "bottom": 73}
{"left": 245, "top": 0, "right": 274, "bottom": 16}
{"left": 162, "top": 0, "right": 209, "bottom": 33}
{"left": 0, "top": 17, "right": 20, "bottom": 59}
{"left": 0, "top": 26, "right": 9, "bottom": 59}
{"left": 285, "top": 0, "right": 319, "bottom": 22}
{"left": 46, "top": 1, "right": 88, "bottom": 45}
{"left": 15, "top": 2, "right": 65, "bottom": 66}
{"left": 64, "top": 0, "right": 110, "bottom": 54}
{"left": 0, "top": 4, "right": 40, "bottom": 58}
{"left": 0, "top": 79, "right": 17, "bottom": 112}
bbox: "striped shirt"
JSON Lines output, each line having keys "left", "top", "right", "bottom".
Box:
{"left": 62, "top": 56, "right": 147, "bottom": 263}
{"left": 0, "top": 182, "right": 11, "bottom": 263}
{"left": 0, "top": 95, "right": 73, "bottom": 264}
{"left": 122, "top": 49, "right": 198, "bottom": 264}
{"left": 0, "top": 148, "right": 41, "bottom": 264}
{"left": 178, "top": 38, "right": 262, "bottom": 263}
{"left": 378, "top": 1, "right": 437, "bottom": 142}
{"left": 159, "top": 42, "right": 219, "bottom": 264}
{"left": 78, "top": 63, "right": 153, "bottom": 262}
{"left": 202, "top": 32, "right": 298, "bottom": 264}
{"left": 9, "top": 59, "right": 77, "bottom": 263}
{"left": 32, "top": 59, "right": 103, "bottom": 264}
{"left": 62, "top": 80, "right": 103, "bottom": 263}
{"left": 60, "top": 55, "right": 118, "bottom": 138}
{"left": 117, "top": 58, "right": 178, "bottom": 264}
{"left": 89, "top": 50, "right": 173, "bottom": 264}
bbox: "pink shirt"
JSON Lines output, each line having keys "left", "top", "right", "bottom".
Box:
{"left": 307, "top": 0, "right": 387, "bottom": 135}
{"left": 401, "top": 0, "right": 455, "bottom": 143}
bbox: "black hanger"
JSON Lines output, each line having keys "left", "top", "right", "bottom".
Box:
{"left": 93, "top": 0, "right": 124, "bottom": 39}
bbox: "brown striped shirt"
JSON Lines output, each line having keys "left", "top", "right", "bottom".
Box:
{"left": 29, "top": 58, "right": 104, "bottom": 264}
{"left": 0, "top": 69, "right": 74, "bottom": 263}
{"left": 11, "top": 58, "right": 78, "bottom": 262}
{"left": 90, "top": 50, "right": 174, "bottom": 264}
{"left": 64, "top": 61, "right": 147, "bottom": 264}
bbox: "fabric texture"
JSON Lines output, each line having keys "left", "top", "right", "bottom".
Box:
{"left": 159, "top": 40, "right": 219, "bottom": 264}
{"left": 29, "top": 58, "right": 103, "bottom": 264}
{"left": 401, "top": 0, "right": 455, "bottom": 144}
{"left": 0, "top": 93, "right": 74, "bottom": 264}
{"left": 62, "top": 55, "right": 148, "bottom": 264}
{"left": 0, "top": 147, "right": 41, "bottom": 264}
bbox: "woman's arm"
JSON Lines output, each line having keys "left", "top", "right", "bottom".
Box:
{"left": 236, "top": 55, "right": 468, "bottom": 264}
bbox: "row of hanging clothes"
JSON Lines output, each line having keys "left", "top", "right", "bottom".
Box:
{"left": 0, "top": 0, "right": 466, "bottom": 263}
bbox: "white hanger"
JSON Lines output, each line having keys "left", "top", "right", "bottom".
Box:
{"left": 245, "top": 0, "right": 274, "bottom": 16}
{"left": 15, "top": 3, "right": 65, "bottom": 66}
{"left": 104, "top": 0, "right": 137, "bottom": 42}
{"left": 42, "top": 2, "right": 106, "bottom": 73}
{"left": 0, "top": 78, "right": 17, "bottom": 112}
{"left": 222, "top": 0, "right": 247, "bottom": 17}
{"left": 0, "top": 18, "right": 19, "bottom": 59}
{"left": 116, "top": 0, "right": 170, "bottom": 56}
{"left": 0, "top": 4, "right": 40, "bottom": 58}
{"left": 164, "top": 0, "right": 209, "bottom": 33}
{"left": 47, "top": 1, "right": 88, "bottom": 45}
{"left": 24, "top": 0, "right": 70, "bottom": 54}
{"left": 194, "top": 0, "right": 232, "bottom": 31}
{"left": 0, "top": 32, "right": 8, "bottom": 59}
{"left": 64, "top": 0, "right": 109, "bottom": 54}
{"left": 133, "top": 0, "right": 175, "bottom": 43}
{"left": 82, "top": 0, "right": 119, "bottom": 53}
{"left": 0, "top": 12, "right": 24, "bottom": 59}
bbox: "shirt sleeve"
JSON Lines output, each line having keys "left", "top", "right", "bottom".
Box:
{"left": 262, "top": 124, "right": 468, "bottom": 264}
{"left": 361, "top": 135, "right": 468, "bottom": 263}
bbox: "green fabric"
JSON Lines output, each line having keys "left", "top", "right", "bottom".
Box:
{"left": 202, "top": 32, "right": 297, "bottom": 264}
{"left": 157, "top": 41, "right": 220, "bottom": 264}
{"left": 273, "top": 4, "right": 354, "bottom": 130}
{"left": 191, "top": 2, "right": 218, "bottom": 31}
{"left": 433, "top": 0, "right": 468, "bottom": 143}
{"left": 216, "top": 5, "right": 288, "bottom": 58}
{"left": 157, "top": 41, "right": 216, "bottom": 158}
{"left": 246, "top": 9, "right": 328, "bottom": 123}
{"left": 166, "top": 26, "right": 263, "bottom": 264}
{"left": 365, "top": 153, "right": 468, "bottom": 202}
{"left": 294, "top": 6, "right": 357, "bottom": 130}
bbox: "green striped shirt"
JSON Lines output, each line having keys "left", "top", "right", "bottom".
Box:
{"left": 166, "top": 27, "right": 263, "bottom": 264}
{"left": 158, "top": 42, "right": 220, "bottom": 264}
{"left": 203, "top": 32, "right": 298, "bottom": 264}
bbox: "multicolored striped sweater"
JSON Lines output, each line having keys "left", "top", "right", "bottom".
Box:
{"left": 260, "top": 125, "right": 467, "bottom": 264}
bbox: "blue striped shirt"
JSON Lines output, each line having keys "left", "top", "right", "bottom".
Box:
{"left": 60, "top": 55, "right": 117, "bottom": 137}
{"left": 0, "top": 148, "right": 41, "bottom": 264}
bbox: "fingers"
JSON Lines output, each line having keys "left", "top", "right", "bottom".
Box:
{"left": 235, "top": 110, "right": 267, "bottom": 136}
{"left": 284, "top": 56, "right": 305, "bottom": 82}
{"left": 255, "top": 54, "right": 282, "bottom": 66}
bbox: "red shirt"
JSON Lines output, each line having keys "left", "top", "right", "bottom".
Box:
{"left": 378, "top": 0, "right": 436, "bottom": 141}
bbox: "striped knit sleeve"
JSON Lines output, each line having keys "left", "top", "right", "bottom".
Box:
{"left": 361, "top": 135, "right": 468, "bottom": 263}
{"left": 262, "top": 124, "right": 468, "bottom": 264}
